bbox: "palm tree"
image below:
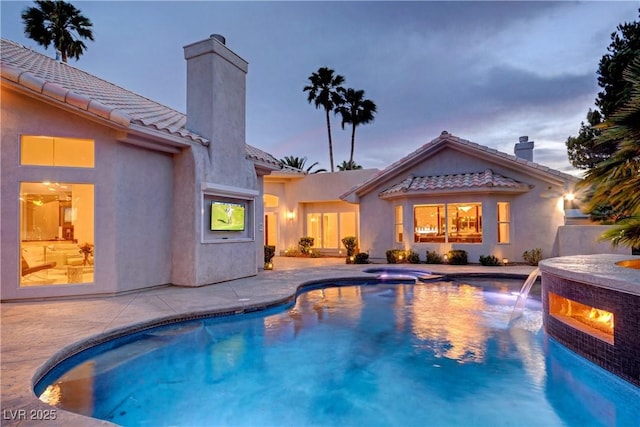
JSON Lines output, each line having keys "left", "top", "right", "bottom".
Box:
{"left": 580, "top": 57, "right": 640, "bottom": 247}
{"left": 303, "top": 67, "right": 345, "bottom": 172}
{"left": 336, "top": 160, "right": 363, "bottom": 171}
{"left": 280, "top": 156, "right": 327, "bottom": 174}
{"left": 21, "top": 0, "right": 94, "bottom": 63}
{"left": 336, "top": 88, "right": 377, "bottom": 164}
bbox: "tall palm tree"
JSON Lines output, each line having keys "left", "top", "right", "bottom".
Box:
{"left": 303, "top": 67, "right": 345, "bottom": 172}
{"left": 21, "top": 0, "right": 94, "bottom": 63}
{"left": 580, "top": 57, "right": 640, "bottom": 247}
{"left": 336, "top": 88, "right": 377, "bottom": 164}
{"left": 280, "top": 156, "right": 327, "bottom": 174}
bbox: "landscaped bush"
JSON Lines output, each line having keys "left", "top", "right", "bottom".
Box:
{"left": 447, "top": 249, "right": 468, "bottom": 265}
{"left": 354, "top": 252, "right": 370, "bottom": 264}
{"left": 264, "top": 245, "right": 275, "bottom": 270}
{"left": 298, "top": 237, "right": 315, "bottom": 255}
{"left": 386, "top": 249, "right": 407, "bottom": 264}
{"left": 479, "top": 254, "right": 501, "bottom": 266}
{"left": 407, "top": 250, "right": 421, "bottom": 264}
{"left": 264, "top": 245, "right": 275, "bottom": 263}
{"left": 425, "top": 250, "right": 443, "bottom": 264}
{"left": 523, "top": 248, "right": 543, "bottom": 266}
{"left": 342, "top": 236, "right": 358, "bottom": 264}
{"left": 283, "top": 247, "right": 299, "bottom": 257}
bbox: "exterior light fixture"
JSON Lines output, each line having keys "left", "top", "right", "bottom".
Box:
{"left": 444, "top": 254, "right": 449, "bottom": 263}
{"left": 349, "top": 256, "right": 355, "bottom": 262}
{"left": 564, "top": 193, "right": 575, "bottom": 201}
{"left": 502, "top": 258, "right": 509, "bottom": 266}
{"left": 286, "top": 211, "right": 295, "bottom": 221}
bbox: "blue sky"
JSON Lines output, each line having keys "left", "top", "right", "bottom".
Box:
{"left": 2, "top": 1, "right": 638, "bottom": 175}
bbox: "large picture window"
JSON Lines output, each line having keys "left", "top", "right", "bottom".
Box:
{"left": 19, "top": 182, "right": 95, "bottom": 286}
{"left": 414, "top": 203, "right": 482, "bottom": 243}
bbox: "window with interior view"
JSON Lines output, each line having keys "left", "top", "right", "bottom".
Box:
{"left": 497, "top": 202, "right": 510, "bottom": 244}
{"left": 307, "top": 212, "right": 357, "bottom": 250}
{"left": 19, "top": 182, "right": 95, "bottom": 286}
{"left": 414, "top": 203, "right": 482, "bottom": 243}
{"left": 395, "top": 206, "right": 403, "bottom": 243}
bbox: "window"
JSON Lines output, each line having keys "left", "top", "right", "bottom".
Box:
{"left": 263, "top": 194, "right": 279, "bottom": 208}
{"left": 307, "top": 212, "right": 356, "bottom": 250}
{"left": 339, "top": 212, "right": 356, "bottom": 241}
{"left": 395, "top": 206, "right": 403, "bottom": 243}
{"left": 414, "top": 204, "right": 445, "bottom": 242}
{"left": 497, "top": 202, "right": 510, "bottom": 244}
{"left": 20, "top": 182, "right": 95, "bottom": 286}
{"left": 21, "top": 136, "right": 94, "bottom": 168}
{"left": 414, "top": 203, "right": 482, "bottom": 243}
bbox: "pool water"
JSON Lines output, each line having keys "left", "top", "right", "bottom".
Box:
{"left": 37, "top": 280, "right": 640, "bottom": 426}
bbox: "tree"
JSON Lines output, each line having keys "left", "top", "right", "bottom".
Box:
{"left": 303, "top": 67, "right": 345, "bottom": 172}
{"left": 336, "top": 160, "right": 363, "bottom": 171}
{"left": 580, "top": 57, "right": 640, "bottom": 248}
{"left": 21, "top": 0, "right": 94, "bottom": 63}
{"left": 566, "top": 10, "right": 639, "bottom": 170}
{"left": 280, "top": 156, "right": 327, "bottom": 174}
{"left": 335, "top": 88, "right": 377, "bottom": 164}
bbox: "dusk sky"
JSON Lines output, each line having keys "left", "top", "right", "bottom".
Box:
{"left": 2, "top": 1, "right": 638, "bottom": 176}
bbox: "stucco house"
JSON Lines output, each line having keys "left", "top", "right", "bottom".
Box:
{"left": 1, "top": 35, "right": 282, "bottom": 301}
{"left": 263, "top": 168, "right": 379, "bottom": 256}
{"left": 340, "top": 131, "right": 581, "bottom": 263}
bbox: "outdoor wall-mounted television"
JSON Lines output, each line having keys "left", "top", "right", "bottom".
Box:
{"left": 211, "top": 201, "right": 245, "bottom": 231}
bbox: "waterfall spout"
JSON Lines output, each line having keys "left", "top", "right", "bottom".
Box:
{"left": 509, "top": 267, "right": 540, "bottom": 326}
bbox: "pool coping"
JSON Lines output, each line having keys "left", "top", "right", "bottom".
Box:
{"left": 1, "top": 261, "right": 536, "bottom": 427}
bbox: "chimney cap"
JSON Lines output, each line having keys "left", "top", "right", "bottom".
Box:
{"left": 210, "top": 34, "right": 226, "bottom": 45}
{"left": 519, "top": 136, "right": 528, "bottom": 143}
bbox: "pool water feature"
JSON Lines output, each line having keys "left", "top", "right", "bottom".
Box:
{"left": 36, "top": 280, "right": 640, "bottom": 426}
{"left": 509, "top": 267, "right": 540, "bottom": 325}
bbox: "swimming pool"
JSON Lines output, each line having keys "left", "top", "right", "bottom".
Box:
{"left": 36, "top": 279, "right": 640, "bottom": 426}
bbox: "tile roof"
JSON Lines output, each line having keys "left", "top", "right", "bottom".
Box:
{"left": 379, "top": 169, "right": 531, "bottom": 197}
{"left": 1, "top": 38, "right": 282, "bottom": 167}
{"left": 341, "top": 131, "right": 579, "bottom": 200}
{"left": 245, "top": 144, "right": 282, "bottom": 167}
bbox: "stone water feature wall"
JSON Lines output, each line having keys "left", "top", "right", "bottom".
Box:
{"left": 540, "top": 255, "right": 640, "bottom": 387}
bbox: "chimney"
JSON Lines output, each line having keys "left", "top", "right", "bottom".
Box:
{"left": 514, "top": 136, "right": 534, "bottom": 162}
{"left": 184, "top": 34, "right": 248, "bottom": 180}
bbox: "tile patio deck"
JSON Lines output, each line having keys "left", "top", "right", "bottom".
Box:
{"left": 1, "top": 257, "right": 536, "bottom": 426}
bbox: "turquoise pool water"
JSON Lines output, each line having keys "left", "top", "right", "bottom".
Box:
{"left": 36, "top": 280, "right": 640, "bottom": 426}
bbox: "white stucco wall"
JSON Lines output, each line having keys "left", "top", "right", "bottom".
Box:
{"left": 557, "top": 225, "right": 632, "bottom": 256}
{"left": 1, "top": 88, "right": 183, "bottom": 300}
{"left": 173, "top": 35, "right": 260, "bottom": 286}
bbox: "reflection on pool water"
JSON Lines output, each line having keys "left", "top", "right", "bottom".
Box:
{"left": 36, "top": 280, "right": 640, "bottom": 426}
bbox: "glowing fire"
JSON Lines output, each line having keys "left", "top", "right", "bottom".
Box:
{"left": 587, "top": 308, "right": 614, "bottom": 334}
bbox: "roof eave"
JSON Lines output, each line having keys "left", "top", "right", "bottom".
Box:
{"left": 379, "top": 186, "right": 532, "bottom": 199}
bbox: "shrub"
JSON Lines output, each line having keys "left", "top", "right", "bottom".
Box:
{"left": 407, "top": 250, "right": 421, "bottom": 264}
{"left": 425, "top": 250, "right": 443, "bottom": 264}
{"left": 341, "top": 236, "right": 358, "bottom": 256}
{"left": 342, "top": 236, "right": 358, "bottom": 263}
{"left": 447, "top": 249, "right": 468, "bottom": 265}
{"left": 264, "top": 245, "right": 275, "bottom": 263}
{"left": 523, "top": 248, "right": 543, "bottom": 266}
{"left": 479, "top": 254, "right": 501, "bottom": 266}
{"left": 354, "top": 252, "right": 370, "bottom": 264}
{"left": 298, "top": 237, "right": 315, "bottom": 255}
{"left": 386, "top": 249, "right": 407, "bottom": 264}
{"left": 283, "top": 247, "right": 299, "bottom": 257}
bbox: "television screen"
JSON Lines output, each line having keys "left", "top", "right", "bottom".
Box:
{"left": 211, "top": 201, "right": 245, "bottom": 231}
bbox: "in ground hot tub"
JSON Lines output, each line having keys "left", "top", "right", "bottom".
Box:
{"left": 540, "top": 254, "right": 640, "bottom": 387}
